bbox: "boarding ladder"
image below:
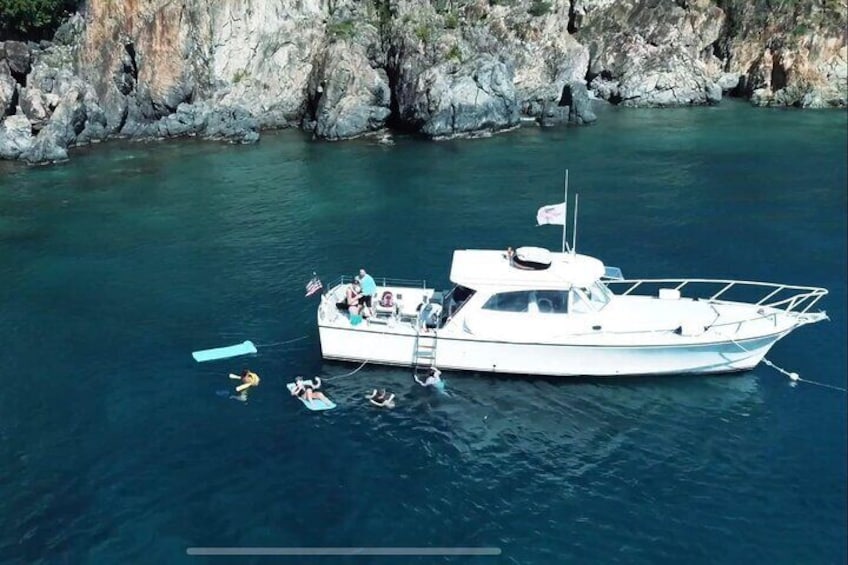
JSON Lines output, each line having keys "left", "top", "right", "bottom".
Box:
{"left": 412, "top": 329, "right": 438, "bottom": 378}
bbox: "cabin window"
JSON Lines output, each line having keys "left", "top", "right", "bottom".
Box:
{"left": 587, "top": 282, "right": 611, "bottom": 309}
{"left": 533, "top": 290, "right": 569, "bottom": 314}
{"left": 482, "top": 291, "right": 531, "bottom": 312}
{"left": 569, "top": 289, "right": 593, "bottom": 314}
{"left": 447, "top": 285, "right": 476, "bottom": 317}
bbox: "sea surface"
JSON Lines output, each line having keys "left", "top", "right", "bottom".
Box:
{"left": 1, "top": 101, "right": 846, "bottom": 565}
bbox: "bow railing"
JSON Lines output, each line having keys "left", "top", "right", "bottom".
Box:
{"left": 604, "top": 278, "right": 828, "bottom": 316}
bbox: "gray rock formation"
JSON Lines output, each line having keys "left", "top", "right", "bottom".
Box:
{"left": 1, "top": 61, "right": 17, "bottom": 116}
{"left": 21, "top": 87, "right": 87, "bottom": 164}
{"left": 580, "top": 0, "right": 725, "bottom": 106}
{"left": 3, "top": 41, "right": 32, "bottom": 81}
{"left": 409, "top": 57, "right": 520, "bottom": 138}
{"left": 153, "top": 102, "right": 260, "bottom": 143}
{"left": 562, "top": 82, "right": 597, "bottom": 125}
{"left": 19, "top": 87, "right": 52, "bottom": 130}
{"left": 716, "top": 0, "right": 847, "bottom": 108}
{"left": 2, "top": 0, "right": 845, "bottom": 165}
{"left": 304, "top": 34, "right": 392, "bottom": 140}
{"left": 0, "top": 114, "right": 34, "bottom": 159}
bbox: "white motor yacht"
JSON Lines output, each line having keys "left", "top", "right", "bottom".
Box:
{"left": 316, "top": 245, "right": 828, "bottom": 377}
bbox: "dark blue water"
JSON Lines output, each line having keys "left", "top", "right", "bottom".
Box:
{"left": 1, "top": 101, "right": 846, "bottom": 564}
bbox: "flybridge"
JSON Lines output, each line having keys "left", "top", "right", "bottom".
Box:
{"left": 448, "top": 249, "right": 606, "bottom": 289}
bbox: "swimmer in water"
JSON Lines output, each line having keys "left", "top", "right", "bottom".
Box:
{"left": 414, "top": 367, "right": 443, "bottom": 388}
{"left": 229, "top": 369, "right": 260, "bottom": 401}
{"left": 367, "top": 388, "right": 395, "bottom": 408}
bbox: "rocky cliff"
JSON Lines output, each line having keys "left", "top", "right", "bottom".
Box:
{"left": 1, "top": 0, "right": 845, "bottom": 164}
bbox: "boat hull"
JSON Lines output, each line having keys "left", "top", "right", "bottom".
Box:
{"left": 317, "top": 324, "right": 789, "bottom": 377}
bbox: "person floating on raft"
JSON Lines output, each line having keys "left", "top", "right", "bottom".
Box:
{"left": 367, "top": 389, "right": 396, "bottom": 408}
{"left": 229, "top": 369, "right": 260, "bottom": 401}
{"left": 290, "top": 376, "right": 331, "bottom": 404}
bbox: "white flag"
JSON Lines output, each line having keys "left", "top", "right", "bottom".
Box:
{"left": 536, "top": 203, "right": 566, "bottom": 225}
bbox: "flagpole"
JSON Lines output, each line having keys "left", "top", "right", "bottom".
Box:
{"left": 572, "top": 193, "right": 579, "bottom": 256}
{"left": 562, "top": 170, "right": 568, "bottom": 253}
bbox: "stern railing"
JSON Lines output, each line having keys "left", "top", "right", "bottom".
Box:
{"left": 326, "top": 275, "right": 430, "bottom": 291}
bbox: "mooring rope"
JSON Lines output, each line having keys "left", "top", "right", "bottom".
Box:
{"left": 254, "top": 335, "right": 309, "bottom": 348}
{"left": 759, "top": 358, "right": 847, "bottom": 392}
{"left": 324, "top": 360, "right": 370, "bottom": 381}
{"left": 729, "top": 337, "right": 846, "bottom": 393}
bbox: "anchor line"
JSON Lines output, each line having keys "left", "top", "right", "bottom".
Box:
{"left": 324, "top": 360, "right": 369, "bottom": 381}
{"left": 729, "top": 337, "right": 846, "bottom": 393}
{"left": 254, "top": 335, "right": 310, "bottom": 348}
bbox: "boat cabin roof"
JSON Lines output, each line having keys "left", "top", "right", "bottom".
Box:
{"left": 449, "top": 249, "right": 606, "bottom": 290}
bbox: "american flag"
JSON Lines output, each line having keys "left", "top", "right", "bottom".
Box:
{"left": 305, "top": 275, "right": 323, "bottom": 297}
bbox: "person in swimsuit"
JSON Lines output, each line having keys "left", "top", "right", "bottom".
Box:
{"left": 291, "top": 376, "right": 330, "bottom": 403}
{"left": 367, "top": 388, "right": 395, "bottom": 408}
{"left": 414, "top": 367, "right": 442, "bottom": 388}
{"left": 347, "top": 280, "right": 364, "bottom": 317}
{"left": 229, "top": 369, "right": 260, "bottom": 400}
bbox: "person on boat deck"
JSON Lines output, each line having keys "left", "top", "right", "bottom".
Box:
{"left": 229, "top": 369, "right": 260, "bottom": 399}
{"left": 358, "top": 268, "right": 377, "bottom": 316}
{"left": 505, "top": 246, "right": 515, "bottom": 264}
{"left": 417, "top": 295, "right": 441, "bottom": 332}
{"left": 415, "top": 367, "right": 442, "bottom": 387}
{"left": 346, "top": 279, "right": 363, "bottom": 312}
{"left": 291, "top": 376, "right": 330, "bottom": 403}
{"left": 368, "top": 388, "right": 395, "bottom": 408}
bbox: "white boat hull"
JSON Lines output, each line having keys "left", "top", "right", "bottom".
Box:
{"left": 317, "top": 324, "right": 789, "bottom": 377}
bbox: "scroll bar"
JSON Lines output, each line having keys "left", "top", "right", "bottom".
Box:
{"left": 187, "top": 547, "right": 502, "bottom": 556}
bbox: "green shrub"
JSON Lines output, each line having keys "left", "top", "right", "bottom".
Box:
{"left": 0, "top": 0, "right": 80, "bottom": 40}
{"left": 444, "top": 11, "right": 460, "bottom": 29}
{"left": 232, "top": 69, "right": 248, "bottom": 84}
{"left": 415, "top": 22, "right": 433, "bottom": 43}
{"left": 447, "top": 44, "right": 462, "bottom": 61}
{"left": 528, "top": 0, "right": 551, "bottom": 17}
{"left": 327, "top": 18, "right": 356, "bottom": 40}
{"left": 371, "top": 0, "right": 395, "bottom": 30}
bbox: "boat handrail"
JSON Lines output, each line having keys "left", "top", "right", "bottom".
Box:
{"left": 605, "top": 278, "right": 828, "bottom": 315}
{"left": 327, "top": 275, "right": 430, "bottom": 290}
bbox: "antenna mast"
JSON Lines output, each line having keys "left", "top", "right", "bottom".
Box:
{"left": 562, "top": 170, "right": 569, "bottom": 253}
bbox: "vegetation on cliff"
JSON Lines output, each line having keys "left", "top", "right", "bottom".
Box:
{"left": 0, "top": 0, "right": 80, "bottom": 40}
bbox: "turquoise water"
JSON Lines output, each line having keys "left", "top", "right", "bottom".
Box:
{"left": 1, "top": 101, "right": 846, "bottom": 564}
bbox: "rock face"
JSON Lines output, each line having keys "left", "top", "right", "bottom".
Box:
{"left": 154, "top": 102, "right": 260, "bottom": 143}
{"left": 716, "top": 0, "right": 847, "bottom": 107}
{"left": 407, "top": 57, "right": 520, "bottom": 138}
{"left": 303, "top": 33, "right": 392, "bottom": 140}
{"left": 579, "top": 0, "right": 726, "bottom": 106}
{"left": 1, "top": 60, "right": 18, "bottom": 116}
{"left": 1, "top": 0, "right": 845, "bottom": 164}
{"left": 3, "top": 41, "right": 32, "bottom": 81}
{"left": 0, "top": 114, "right": 34, "bottom": 159}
